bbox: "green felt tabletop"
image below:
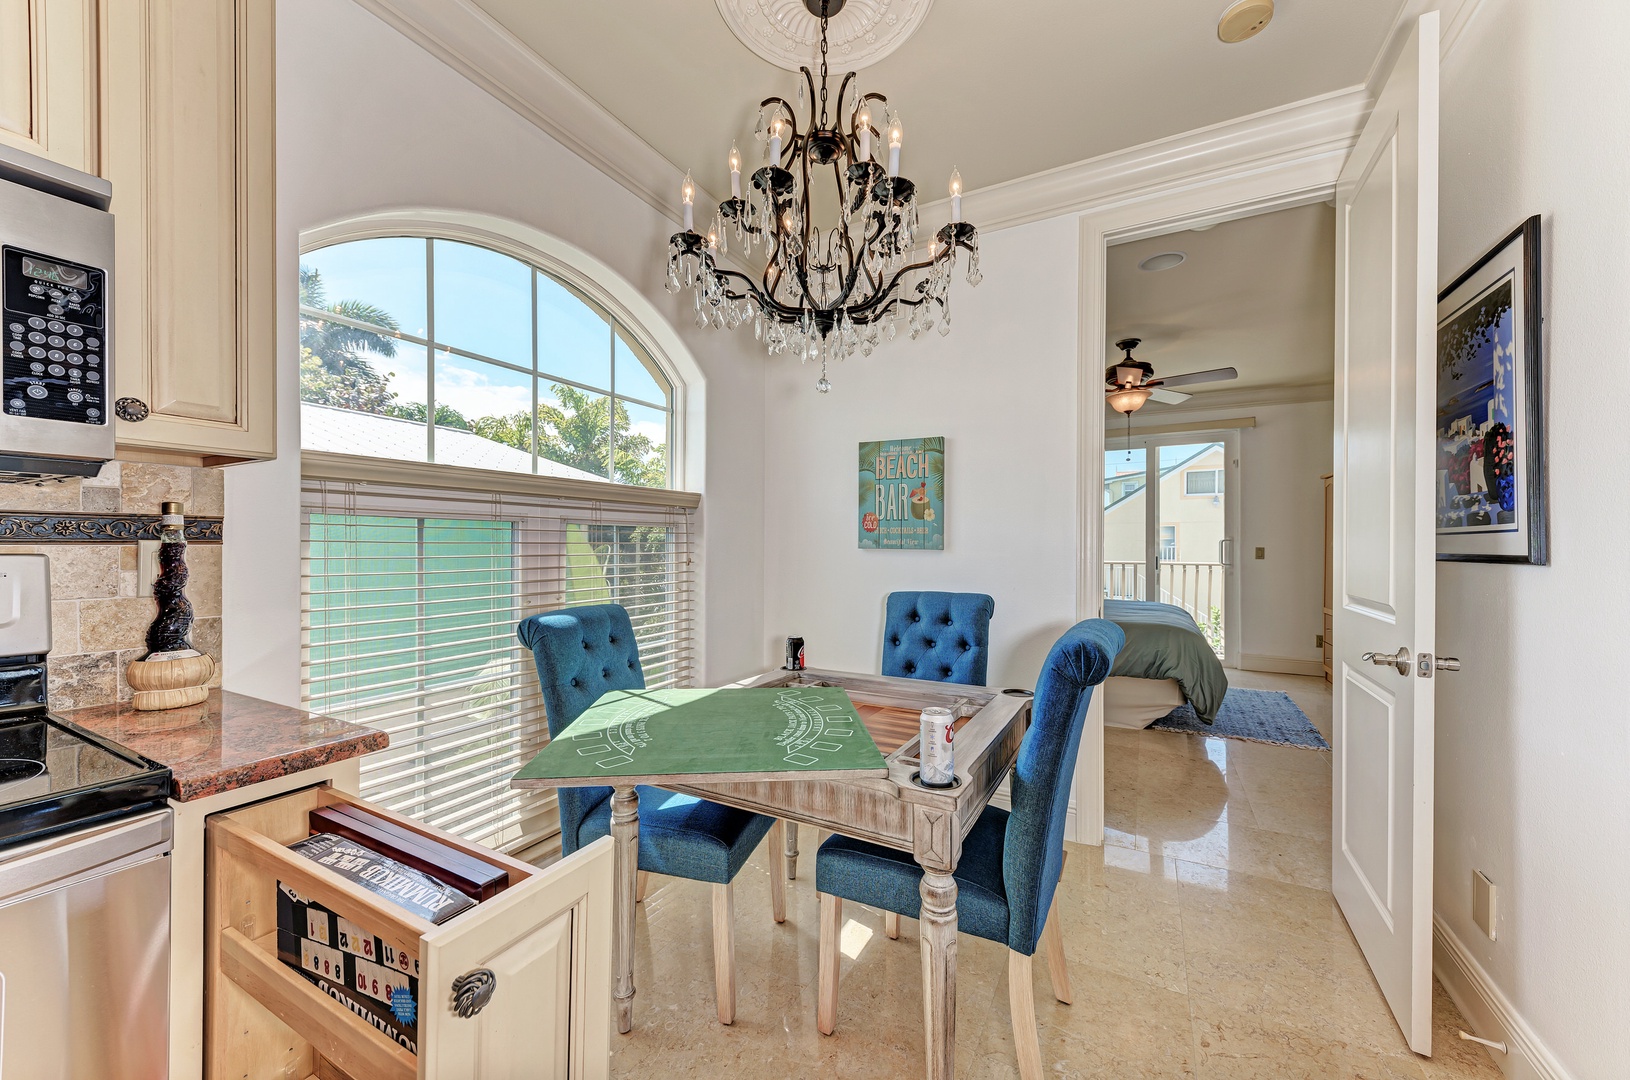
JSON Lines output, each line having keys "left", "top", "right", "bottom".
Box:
{"left": 512, "top": 686, "right": 890, "bottom": 785}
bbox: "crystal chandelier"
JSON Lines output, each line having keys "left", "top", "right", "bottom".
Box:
{"left": 665, "top": 0, "right": 981, "bottom": 392}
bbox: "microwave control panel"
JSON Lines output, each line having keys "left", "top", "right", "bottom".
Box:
{"left": 2, "top": 245, "right": 108, "bottom": 425}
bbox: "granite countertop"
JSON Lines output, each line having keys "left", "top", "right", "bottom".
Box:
{"left": 63, "top": 689, "right": 389, "bottom": 802}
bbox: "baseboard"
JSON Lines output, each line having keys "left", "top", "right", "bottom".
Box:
{"left": 1432, "top": 915, "right": 1575, "bottom": 1080}
{"left": 1240, "top": 653, "right": 1327, "bottom": 678}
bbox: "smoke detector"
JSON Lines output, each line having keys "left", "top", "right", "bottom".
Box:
{"left": 1218, "top": 0, "right": 1274, "bottom": 44}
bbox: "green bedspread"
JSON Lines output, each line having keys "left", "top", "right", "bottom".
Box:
{"left": 1103, "top": 600, "right": 1229, "bottom": 722}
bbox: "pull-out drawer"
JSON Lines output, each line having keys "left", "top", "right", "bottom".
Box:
{"left": 206, "top": 783, "right": 611, "bottom": 1080}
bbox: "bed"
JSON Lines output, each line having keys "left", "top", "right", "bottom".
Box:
{"left": 1101, "top": 600, "right": 1228, "bottom": 728}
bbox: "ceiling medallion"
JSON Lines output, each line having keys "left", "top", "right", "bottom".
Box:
{"left": 716, "top": 0, "right": 934, "bottom": 71}
{"left": 668, "top": 0, "right": 980, "bottom": 392}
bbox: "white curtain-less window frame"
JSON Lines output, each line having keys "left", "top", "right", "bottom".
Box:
{"left": 299, "top": 230, "right": 676, "bottom": 487}
{"left": 300, "top": 476, "right": 698, "bottom": 852}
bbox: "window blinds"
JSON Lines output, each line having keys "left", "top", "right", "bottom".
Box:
{"left": 300, "top": 475, "right": 697, "bottom": 852}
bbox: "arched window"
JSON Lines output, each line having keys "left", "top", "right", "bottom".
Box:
{"left": 299, "top": 235, "right": 674, "bottom": 488}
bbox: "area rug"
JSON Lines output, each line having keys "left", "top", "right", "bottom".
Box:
{"left": 1150, "top": 688, "right": 1330, "bottom": 750}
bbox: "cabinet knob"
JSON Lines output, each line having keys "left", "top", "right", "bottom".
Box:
{"left": 115, "top": 397, "right": 150, "bottom": 422}
{"left": 451, "top": 968, "right": 497, "bottom": 1019}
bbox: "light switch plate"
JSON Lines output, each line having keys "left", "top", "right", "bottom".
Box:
{"left": 1254, "top": 547, "right": 1266, "bottom": 559}
{"left": 1473, "top": 870, "right": 1497, "bottom": 940}
{"left": 137, "top": 539, "right": 161, "bottom": 598}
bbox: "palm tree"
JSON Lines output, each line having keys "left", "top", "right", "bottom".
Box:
{"left": 299, "top": 266, "right": 400, "bottom": 381}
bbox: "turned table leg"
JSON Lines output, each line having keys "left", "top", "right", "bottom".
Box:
{"left": 783, "top": 818, "right": 800, "bottom": 880}
{"left": 918, "top": 865, "right": 959, "bottom": 1080}
{"left": 611, "top": 785, "right": 640, "bottom": 1034}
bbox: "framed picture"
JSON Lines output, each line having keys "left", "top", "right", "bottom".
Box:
{"left": 1435, "top": 215, "right": 1547, "bottom": 564}
{"left": 859, "top": 437, "right": 944, "bottom": 550}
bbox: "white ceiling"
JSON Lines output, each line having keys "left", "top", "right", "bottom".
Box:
{"left": 466, "top": 0, "right": 1409, "bottom": 202}
{"left": 1105, "top": 201, "right": 1336, "bottom": 407}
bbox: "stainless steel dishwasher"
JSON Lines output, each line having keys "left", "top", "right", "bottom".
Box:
{"left": 0, "top": 810, "right": 172, "bottom": 1079}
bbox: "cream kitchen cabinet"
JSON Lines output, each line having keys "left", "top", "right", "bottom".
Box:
{"left": 207, "top": 783, "right": 613, "bottom": 1080}
{"left": 0, "top": 0, "right": 99, "bottom": 174}
{"left": 102, "top": 0, "right": 276, "bottom": 464}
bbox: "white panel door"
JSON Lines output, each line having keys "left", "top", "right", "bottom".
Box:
{"left": 1332, "top": 12, "right": 1439, "bottom": 1055}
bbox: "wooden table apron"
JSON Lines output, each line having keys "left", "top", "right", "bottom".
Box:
{"left": 515, "top": 668, "right": 1031, "bottom": 1080}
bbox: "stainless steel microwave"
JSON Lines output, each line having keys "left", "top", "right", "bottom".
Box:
{"left": 0, "top": 143, "right": 114, "bottom": 480}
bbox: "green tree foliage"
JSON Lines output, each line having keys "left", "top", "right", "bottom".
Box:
{"left": 384, "top": 400, "right": 474, "bottom": 431}
{"left": 467, "top": 385, "right": 667, "bottom": 487}
{"left": 298, "top": 347, "right": 399, "bottom": 413}
{"left": 298, "top": 266, "right": 401, "bottom": 410}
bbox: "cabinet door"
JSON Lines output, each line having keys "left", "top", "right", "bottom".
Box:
{"left": 418, "top": 837, "right": 614, "bottom": 1080}
{"left": 0, "top": 0, "right": 98, "bottom": 172}
{"left": 103, "top": 0, "right": 275, "bottom": 463}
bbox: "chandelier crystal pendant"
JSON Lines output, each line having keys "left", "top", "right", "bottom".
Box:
{"left": 665, "top": 0, "right": 981, "bottom": 393}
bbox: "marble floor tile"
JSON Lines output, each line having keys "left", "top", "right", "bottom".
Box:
{"left": 1190, "top": 1001, "right": 1427, "bottom": 1080}
{"left": 603, "top": 668, "right": 1495, "bottom": 1079}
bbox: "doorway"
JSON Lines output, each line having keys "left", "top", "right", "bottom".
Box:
{"left": 1102, "top": 432, "right": 1240, "bottom": 665}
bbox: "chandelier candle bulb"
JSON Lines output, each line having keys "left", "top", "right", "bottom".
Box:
{"left": 949, "top": 168, "right": 963, "bottom": 223}
{"left": 856, "top": 105, "right": 872, "bottom": 160}
{"left": 729, "top": 143, "right": 742, "bottom": 198}
{"left": 681, "top": 171, "right": 695, "bottom": 231}
{"left": 769, "top": 118, "right": 785, "bottom": 165}
{"left": 887, "top": 114, "right": 903, "bottom": 177}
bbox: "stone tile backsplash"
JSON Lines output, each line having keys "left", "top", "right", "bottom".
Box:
{"left": 1, "top": 461, "right": 224, "bottom": 709}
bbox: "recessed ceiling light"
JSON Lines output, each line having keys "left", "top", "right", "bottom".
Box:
{"left": 1218, "top": 0, "right": 1274, "bottom": 44}
{"left": 1138, "top": 252, "right": 1187, "bottom": 273}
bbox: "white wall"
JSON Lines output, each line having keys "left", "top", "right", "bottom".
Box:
{"left": 761, "top": 216, "right": 1082, "bottom": 689}
{"left": 223, "top": 0, "right": 769, "bottom": 705}
{"left": 1128, "top": 400, "right": 1333, "bottom": 671}
{"left": 1435, "top": 1, "right": 1630, "bottom": 1077}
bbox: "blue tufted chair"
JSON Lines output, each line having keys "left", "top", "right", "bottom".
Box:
{"left": 517, "top": 603, "right": 783, "bottom": 1025}
{"left": 881, "top": 591, "right": 996, "bottom": 686}
{"left": 815, "top": 618, "right": 1124, "bottom": 1079}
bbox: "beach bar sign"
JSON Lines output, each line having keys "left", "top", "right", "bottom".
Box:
{"left": 859, "top": 437, "right": 944, "bottom": 550}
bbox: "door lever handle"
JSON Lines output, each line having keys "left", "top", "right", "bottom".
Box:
{"left": 1360, "top": 647, "right": 1411, "bottom": 676}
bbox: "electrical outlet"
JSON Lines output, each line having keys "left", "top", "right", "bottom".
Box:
{"left": 137, "top": 540, "right": 160, "bottom": 598}
{"left": 1315, "top": 634, "right": 1325, "bottom": 649}
{"left": 1473, "top": 870, "right": 1497, "bottom": 940}
{"left": 1254, "top": 546, "right": 1266, "bottom": 559}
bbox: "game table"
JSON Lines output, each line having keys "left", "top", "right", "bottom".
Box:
{"left": 513, "top": 666, "right": 1033, "bottom": 1080}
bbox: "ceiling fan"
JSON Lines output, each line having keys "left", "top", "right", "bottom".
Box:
{"left": 1104, "top": 338, "right": 1238, "bottom": 413}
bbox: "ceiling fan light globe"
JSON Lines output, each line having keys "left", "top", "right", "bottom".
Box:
{"left": 1107, "top": 387, "right": 1152, "bottom": 414}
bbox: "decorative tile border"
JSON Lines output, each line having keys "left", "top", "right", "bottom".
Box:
{"left": 0, "top": 513, "right": 224, "bottom": 543}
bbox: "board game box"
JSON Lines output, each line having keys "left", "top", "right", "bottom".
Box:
{"left": 276, "top": 880, "right": 423, "bottom": 1053}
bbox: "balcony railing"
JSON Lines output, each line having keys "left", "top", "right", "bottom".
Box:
{"left": 1104, "top": 560, "right": 1225, "bottom": 656}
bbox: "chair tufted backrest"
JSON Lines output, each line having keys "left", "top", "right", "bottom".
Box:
{"left": 881, "top": 591, "right": 996, "bottom": 686}
{"left": 517, "top": 604, "right": 646, "bottom": 853}
{"left": 1002, "top": 618, "right": 1123, "bottom": 955}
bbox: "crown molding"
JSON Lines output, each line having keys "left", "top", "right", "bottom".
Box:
{"left": 915, "top": 87, "right": 1371, "bottom": 237}
{"left": 350, "top": 0, "right": 716, "bottom": 230}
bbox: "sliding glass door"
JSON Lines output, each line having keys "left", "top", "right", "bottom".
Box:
{"left": 1102, "top": 433, "right": 1239, "bottom": 661}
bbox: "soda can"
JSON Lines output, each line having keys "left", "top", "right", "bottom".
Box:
{"left": 785, "top": 637, "right": 805, "bottom": 671}
{"left": 918, "top": 707, "right": 955, "bottom": 787}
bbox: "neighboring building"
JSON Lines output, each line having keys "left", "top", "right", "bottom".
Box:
{"left": 1103, "top": 443, "right": 1226, "bottom": 571}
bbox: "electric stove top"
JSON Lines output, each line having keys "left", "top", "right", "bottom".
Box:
{"left": 0, "top": 662, "right": 170, "bottom": 851}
